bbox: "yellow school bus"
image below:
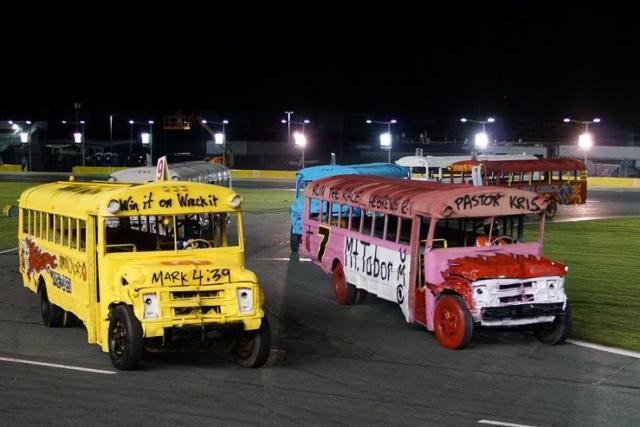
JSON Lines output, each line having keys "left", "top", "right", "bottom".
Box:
{"left": 18, "top": 179, "right": 270, "bottom": 370}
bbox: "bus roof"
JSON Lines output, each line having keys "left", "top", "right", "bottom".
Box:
{"left": 305, "top": 175, "right": 549, "bottom": 219}
{"left": 109, "top": 161, "right": 230, "bottom": 183}
{"left": 395, "top": 153, "right": 537, "bottom": 169}
{"left": 19, "top": 180, "right": 240, "bottom": 218}
{"left": 296, "top": 163, "right": 409, "bottom": 181}
{"left": 449, "top": 158, "right": 585, "bottom": 173}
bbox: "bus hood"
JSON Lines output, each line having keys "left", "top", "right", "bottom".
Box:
{"left": 444, "top": 253, "right": 566, "bottom": 282}
{"left": 119, "top": 259, "right": 257, "bottom": 287}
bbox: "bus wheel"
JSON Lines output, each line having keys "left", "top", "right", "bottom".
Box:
{"left": 545, "top": 201, "right": 558, "bottom": 218}
{"left": 290, "top": 232, "right": 301, "bottom": 252}
{"left": 108, "top": 305, "right": 144, "bottom": 370}
{"left": 434, "top": 295, "right": 473, "bottom": 349}
{"left": 39, "top": 284, "right": 65, "bottom": 328}
{"left": 534, "top": 301, "right": 572, "bottom": 345}
{"left": 234, "top": 316, "right": 271, "bottom": 368}
{"left": 355, "top": 289, "right": 368, "bottom": 305}
{"left": 332, "top": 262, "right": 357, "bottom": 305}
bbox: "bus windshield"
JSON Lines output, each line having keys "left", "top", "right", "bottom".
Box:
{"left": 430, "top": 214, "right": 538, "bottom": 249}
{"left": 105, "top": 212, "right": 240, "bottom": 253}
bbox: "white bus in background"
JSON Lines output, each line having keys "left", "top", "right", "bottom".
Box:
{"left": 109, "top": 161, "right": 232, "bottom": 187}
{"left": 395, "top": 150, "right": 538, "bottom": 182}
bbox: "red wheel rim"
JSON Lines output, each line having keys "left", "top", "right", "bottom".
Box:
{"left": 435, "top": 296, "right": 466, "bottom": 349}
{"left": 333, "top": 263, "right": 348, "bottom": 304}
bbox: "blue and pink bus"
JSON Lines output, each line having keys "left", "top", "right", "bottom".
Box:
{"left": 301, "top": 175, "right": 572, "bottom": 349}
{"left": 289, "top": 163, "right": 408, "bottom": 251}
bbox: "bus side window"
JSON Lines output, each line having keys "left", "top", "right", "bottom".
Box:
{"left": 308, "top": 198, "right": 319, "bottom": 221}
{"left": 373, "top": 213, "right": 385, "bottom": 239}
{"left": 48, "top": 213, "right": 55, "bottom": 242}
{"left": 385, "top": 214, "right": 399, "bottom": 243}
{"left": 56, "top": 215, "right": 69, "bottom": 246}
{"left": 21, "top": 209, "right": 29, "bottom": 234}
{"left": 70, "top": 219, "right": 78, "bottom": 249}
{"left": 79, "top": 220, "right": 86, "bottom": 252}
{"left": 321, "top": 201, "right": 330, "bottom": 224}
{"left": 361, "top": 210, "right": 374, "bottom": 236}
{"left": 350, "top": 208, "right": 362, "bottom": 233}
{"left": 38, "top": 211, "right": 43, "bottom": 239}
{"left": 330, "top": 203, "right": 341, "bottom": 227}
{"left": 398, "top": 218, "right": 412, "bottom": 244}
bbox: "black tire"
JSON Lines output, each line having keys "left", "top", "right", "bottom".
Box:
{"left": 290, "top": 232, "right": 301, "bottom": 252}
{"left": 354, "top": 288, "right": 368, "bottom": 305}
{"left": 234, "top": 316, "right": 271, "bottom": 368}
{"left": 108, "top": 305, "right": 144, "bottom": 370}
{"left": 534, "top": 300, "right": 572, "bottom": 345}
{"left": 39, "top": 284, "right": 65, "bottom": 328}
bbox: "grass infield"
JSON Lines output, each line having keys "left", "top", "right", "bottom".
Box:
{"left": 0, "top": 182, "right": 637, "bottom": 350}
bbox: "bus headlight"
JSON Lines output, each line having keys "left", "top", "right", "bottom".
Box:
{"left": 228, "top": 195, "right": 242, "bottom": 208}
{"left": 237, "top": 288, "right": 254, "bottom": 314}
{"left": 142, "top": 293, "right": 160, "bottom": 320}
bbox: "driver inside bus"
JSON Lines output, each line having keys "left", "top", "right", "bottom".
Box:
{"left": 177, "top": 219, "right": 210, "bottom": 250}
{"left": 475, "top": 217, "right": 507, "bottom": 247}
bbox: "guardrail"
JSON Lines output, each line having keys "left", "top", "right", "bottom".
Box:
{"left": 587, "top": 177, "right": 640, "bottom": 189}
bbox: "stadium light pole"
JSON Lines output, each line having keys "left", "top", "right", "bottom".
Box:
{"left": 460, "top": 117, "right": 495, "bottom": 155}
{"left": 63, "top": 119, "right": 86, "bottom": 166}
{"left": 202, "top": 119, "right": 229, "bottom": 165}
{"left": 19, "top": 120, "right": 32, "bottom": 171}
{"left": 366, "top": 119, "right": 397, "bottom": 162}
{"left": 563, "top": 117, "right": 600, "bottom": 167}
{"left": 293, "top": 131, "right": 307, "bottom": 169}
{"left": 129, "top": 120, "right": 155, "bottom": 165}
{"left": 284, "top": 111, "right": 294, "bottom": 144}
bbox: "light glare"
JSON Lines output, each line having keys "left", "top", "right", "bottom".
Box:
{"left": 293, "top": 131, "right": 307, "bottom": 147}
{"left": 141, "top": 132, "right": 150, "bottom": 145}
{"left": 20, "top": 131, "right": 29, "bottom": 143}
{"left": 475, "top": 132, "right": 489, "bottom": 149}
{"left": 73, "top": 132, "right": 83, "bottom": 143}
{"left": 380, "top": 132, "right": 392, "bottom": 148}
{"left": 578, "top": 133, "right": 593, "bottom": 150}
{"left": 214, "top": 132, "right": 225, "bottom": 145}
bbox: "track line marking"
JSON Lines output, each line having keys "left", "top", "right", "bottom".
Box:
{"left": 256, "top": 257, "right": 313, "bottom": 262}
{"left": 0, "top": 356, "right": 117, "bottom": 375}
{"left": 568, "top": 339, "right": 640, "bottom": 359}
{"left": 478, "top": 420, "right": 538, "bottom": 427}
{"left": 0, "top": 247, "right": 17, "bottom": 254}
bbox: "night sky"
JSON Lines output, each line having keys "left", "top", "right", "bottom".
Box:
{"left": 2, "top": 1, "right": 640, "bottom": 135}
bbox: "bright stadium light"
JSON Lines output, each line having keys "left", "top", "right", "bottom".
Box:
{"left": 74, "top": 132, "right": 83, "bottom": 144}
{"left": 293, "top": 131, "right": 307, "bottom": 147}
{"left": 20, "top": 131, "right": 29, "bottom": 143}
{"left": 214, "top": 132, "right": 225, "bottom": 145}
{"left": 366, "top": 119, "right": 397, "bottom": 162}
{"left": 141, "top": 132, "right": 150, "bottom": 145}
{"left": 578, "top": 133, "right": 592, "bottom": 150}
{"left": 475, "top": 132, "right": 489, "bottom": 149}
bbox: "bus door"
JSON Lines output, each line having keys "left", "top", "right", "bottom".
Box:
{"left": 85, "top": 215, "right": 99, "bottom": 344}
{"left": 412, "top": 215, "right": 433, "bottom": 326}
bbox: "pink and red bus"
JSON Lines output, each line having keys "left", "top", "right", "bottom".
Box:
{"left": 448, "top": 158, "right": 587, "bottom": 217}
{"left": 301, "top": 175, "right": 572, "bottom": 349}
